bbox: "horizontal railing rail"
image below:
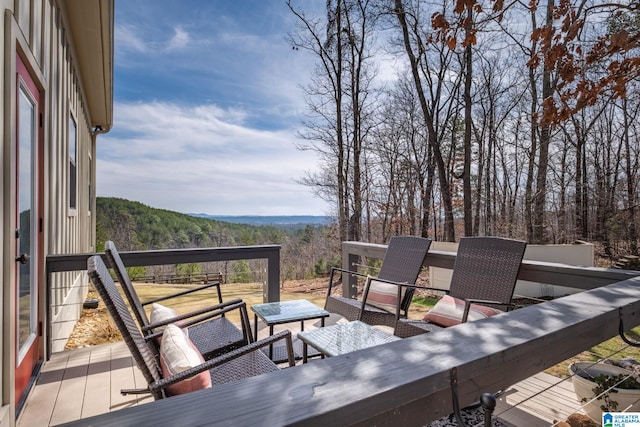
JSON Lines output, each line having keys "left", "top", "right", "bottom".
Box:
{"left": 340, "top": 241, "right": 640, "bottom": 298}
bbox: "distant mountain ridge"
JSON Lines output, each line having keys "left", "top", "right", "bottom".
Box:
{"left": 189, "top": 214, "right": 333, "bottom": 227}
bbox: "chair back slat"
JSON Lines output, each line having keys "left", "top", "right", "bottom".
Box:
{"left": 449, "top": 237, "right": 527, "bottom": 309}
{"left": 105, "top": 241, "right": 150, "bottom": 327}
{"left": 378, "top": 236, "right": 431, "bottom": 284}
{"left": 87, "top": 255, "right": 164, "bottom": 398}
{"left": 378, "top": 236, "right": 431, "bottom": 312}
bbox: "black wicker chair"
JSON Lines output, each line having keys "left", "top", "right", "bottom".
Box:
{"left": 324, "top": 236, "right": 431, "bottom": 328}
{"left": 104, "top": 240, "right": 251, "bottom": 358}
{"left": 87, "top": 255, "right": 294, "bottom": 400}
{"left": 394, "top": 236, "right": 526, "bottom": 338}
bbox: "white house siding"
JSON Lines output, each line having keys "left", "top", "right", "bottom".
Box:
{"left": 46, "top": 3, "right": 97, "bottom": 352}
{"left": 1, "top": 1, "right": 112, "bottom": 425}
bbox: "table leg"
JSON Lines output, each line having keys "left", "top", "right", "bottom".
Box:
{"left": 253, "top": 314, "right": 259, "bottom": 342}
{"left": 269, "top": 325, "right": 274, "bottom": 360}
{"left": 303, "top": 342, "right": 308, "bottom": 363}
{"left": 319, "top": 322, "right": 325, "bottom": 359}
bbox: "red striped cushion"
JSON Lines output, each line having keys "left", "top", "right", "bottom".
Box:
{"left": 366, "top": 278, "right": 404, "bottom": 314}
{"left": 159, "top": 324, "right": 211, "bottom": 396}
{"left": 423, "top": 295, "right": 503, "bottom": 327}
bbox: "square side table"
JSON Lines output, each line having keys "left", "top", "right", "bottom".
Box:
{"left": 251, "top": 299, "right": 330, "bottom": 362}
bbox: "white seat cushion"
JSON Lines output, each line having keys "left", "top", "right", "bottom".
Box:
{"left": 150, "top": 303, "right": 179, "bottom": 333}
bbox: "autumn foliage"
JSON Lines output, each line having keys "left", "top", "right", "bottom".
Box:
{"left": 431, "top": 0, "right": 640, "bottom": 125}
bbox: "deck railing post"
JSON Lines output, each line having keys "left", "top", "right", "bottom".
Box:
{"left": 342, "top": 243, "right": 359, "bottom": 299}
{"left": 264, "top": 247, "right": 280, "bottom": 303}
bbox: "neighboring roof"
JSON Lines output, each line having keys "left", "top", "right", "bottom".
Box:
{"left": 61, "top": 0, "right": 114, "bottom": 132}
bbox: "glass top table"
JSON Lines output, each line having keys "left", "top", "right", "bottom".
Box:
{"left": 250, "top": 299, "right": 330, "bottom": 362}
{"left": 297, "top": 320, "right": 401, "bottom": 363}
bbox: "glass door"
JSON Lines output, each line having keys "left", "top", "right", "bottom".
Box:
{"left": 15, "top": 53, "right": 42, "bottom": 406}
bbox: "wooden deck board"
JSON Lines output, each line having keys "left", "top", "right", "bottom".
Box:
{"left": 81, "top": 348, "right": 113, "bottom": 418}
{"left": 109, "top": 350, "right": 146, "bottom": 412}
{"left": 17, "top": 352, "right": 69, "bottom": 427}
{"left": 16, "top": 343, "right": 151, "bottom": 427}
{"left": 496, "top": 372, "right": 583, "bottom": 426}
{"left": 48, "top": 351, "right": 89, "bottom": 425}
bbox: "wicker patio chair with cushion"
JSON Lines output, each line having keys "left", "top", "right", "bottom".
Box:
{"left": 87, "top": 255, "right": 294, "bottom": 400}
{"left": 104, "top": 240, "right": 251, "bottom": 359}
{"left": 324, "top": 236, "right": 431, "bottom": 328}
{"left": 394, "top": 236, "right": 527, "bottom": 338}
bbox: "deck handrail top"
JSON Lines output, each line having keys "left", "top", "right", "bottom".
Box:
{"left": 58, "top": 275, "right": 640, "bottom": 426}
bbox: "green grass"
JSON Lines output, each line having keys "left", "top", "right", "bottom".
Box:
{"left": 411, "top": 296, "right": 439, "bottom": 307}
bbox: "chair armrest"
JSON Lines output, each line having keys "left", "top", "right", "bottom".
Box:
{"left": 141, "top": 299, "right": 244, "bottom": 333}
{"left": 144, "top": 300, "right": 253, "bottom": 345}
{"left": 140, "top": 281, "right": 223, "bottom": 306}
{"left": 460, "top": 298, "right": 515, "bottom": 323}
{"left": 371, "top": 280, "right": 448, "bottom": 294}
{"left": 364, "top": 279, "right": 449, "bottom": 296}
{"left": 151, "top": 330, "right": 294, "bottom": 394}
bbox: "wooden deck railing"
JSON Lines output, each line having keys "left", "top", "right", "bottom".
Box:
{"left": 45, "top": 245, "right": 281, "bottom": 357}
{"left": 50, "top": 241, "right": 640, "bottom": 426}
{"left": 340, "top": 241, "right": 640, "bottom": 297}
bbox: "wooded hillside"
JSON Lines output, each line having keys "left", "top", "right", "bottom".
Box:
{"left": 96, "top": 197, "right": 340, "bottom": 282}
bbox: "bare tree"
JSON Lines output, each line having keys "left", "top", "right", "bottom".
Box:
{"left": 371, "top": 74, "right": 435, "bottom": 239}
{"left": 289, "top": 0, "right": 379, "bottom": 242}
{"left": 621, "top": 95, "right": 640, "bottom": 254}
{"left": 392, "top": 0, "right": 461, "bottom": 241}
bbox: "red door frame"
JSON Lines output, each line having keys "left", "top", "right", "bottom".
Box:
{"left": 14, "top": 52, "right": 43, "bottom": 406}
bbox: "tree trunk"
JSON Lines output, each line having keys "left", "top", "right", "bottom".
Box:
{"left": 623, "top": 98, "right": 638, "bottom": 254}
{"left": 531, "top": 0, "right": 555, "bottom": 244}
{"left": 394, "top": 0, "right": 456, "bottom": 241}
{"left": 524, "top": 4, "right": 541, "bottom": 243}
{"left": 332, "top": 0, "right": 348, "bottom": 243}
{"left": 462, "top": 7, "right": 473, "bottom": 237}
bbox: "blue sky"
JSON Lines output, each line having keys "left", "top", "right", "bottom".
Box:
{"left": 97, "top": 1, "right": 330, "bottom": 216}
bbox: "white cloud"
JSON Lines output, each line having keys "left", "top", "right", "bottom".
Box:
{"left": 97, "top": 101, "right": 330, "bottom": 216}
{"left": 166, "top": 27, "right": 190, "bottom": 50}
{"left": 107, "top": 1, "right": 331, "bottom": 215}
{"left": 115, "top": 24, "right": 148, "bottom": 54}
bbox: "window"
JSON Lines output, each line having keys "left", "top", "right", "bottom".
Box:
{"left": 69, "top": 114, "right": 77, "bottom": 209}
